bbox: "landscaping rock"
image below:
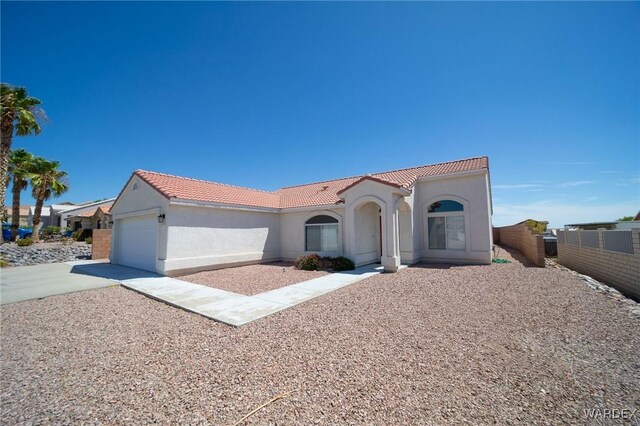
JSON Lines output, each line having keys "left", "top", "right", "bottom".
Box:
{"left": 0, "top": 242, "right": 92, "bottom": 267}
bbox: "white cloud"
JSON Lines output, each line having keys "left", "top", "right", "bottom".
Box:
{"left": 493, "top": 199, "right": 639, "bottom": 228}
{"left": 559, "top": 180, "right": 598, "bottom": 188}
{"left": 493, "top": 184, "right": 543, "bottom": 189}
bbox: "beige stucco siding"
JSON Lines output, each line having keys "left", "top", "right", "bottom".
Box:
{"left": 279, "top": 208, "right": 345, "bottom": 261}
{"left": 160, "top": 204, "right": 280, "bottom": 274}
{"left": 414, "top": 172, "right": 492, "bottom": 264}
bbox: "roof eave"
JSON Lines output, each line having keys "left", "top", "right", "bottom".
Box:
{"left": 168, "top": 198, "right": 280, "bottom": 213}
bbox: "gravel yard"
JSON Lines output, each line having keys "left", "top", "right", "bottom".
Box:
{"left": 177, "top": 262, "right": 328, "bottom": 295}
{"left": 2, "top": 247, "right": 639, "bottom": 424}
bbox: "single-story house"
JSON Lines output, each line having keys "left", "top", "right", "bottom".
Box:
{"left": 3, "top": 205, "right": 31, "bottom": 227}
{"left": 27, "top": 203, "right": 82, "bottom": 228}
{"left": 68, "top": 205, "right": 113, "bottom": 231}
{"left": 110, "top": 156, "right": 493, "bottom": 275}
{"left": 60, "top": 198, "right": 116, "bottom": 231}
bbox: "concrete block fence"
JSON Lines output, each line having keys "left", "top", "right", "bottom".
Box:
{"left": 557, "top": 229, "right": 640, "bottom": 300}
{"left": 493, "top": 221, "right": 545, "bottom": 267}
{"left": 92, "top": 229, "right": 112, "bottom": 260}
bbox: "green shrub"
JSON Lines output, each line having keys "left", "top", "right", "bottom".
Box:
{"left": 17, "top": 238, "right": 33, "bottom": 247}
{"left": 85, "top": 237, "right": 93, "bottom": 244}
{"left": 0, "top": 259, "right": 8, "bottom": 267}
{"left": 41, "top": 226, "right": 61, "bottom": 235}
{"left": 71, "top": 231, "right": 79, "bottom": 240}
{"left": 60, "top": 236, "right": 73, "bottom": 245}
{"left": 524, "top": 219, "right": 547, "bottom": 234}
{"left": 295, "top": 254, "right": 322, "bottom": 271}
{"left": 330, "top": 256, "right": 355, "bottom": 271}
{"left": 295, "top": 254, "right": 355, "bottom": 272}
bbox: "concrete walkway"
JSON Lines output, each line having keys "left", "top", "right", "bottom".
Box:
{"left": 0, "top": 262, "right": 116, "bottom": 305}
{"left": 71, "top": 261, "right": 385, "bottom": 326}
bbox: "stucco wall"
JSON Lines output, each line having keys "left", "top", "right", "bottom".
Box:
{"left": 279, "top": 208, "right": 344, "bottom": 261}
{"left": 493, "top": 222, "right": 545, "bottom": 267}
{"left": 110, "top": 176, "right": 169, "bottom": 267}
{"left": 558, "top": 229, "right": 640, "bottom": 300}
{"left": 413, "top": 172, "right": 492, "bottom": 264}
{"left": 161, "top": 204, "right": 280, "bottom": 274}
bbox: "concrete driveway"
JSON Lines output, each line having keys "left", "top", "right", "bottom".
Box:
{"left": 0, "top": 262, "right": 117, "bottom": 305}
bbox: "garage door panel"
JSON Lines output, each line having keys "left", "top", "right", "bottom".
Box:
{"left": 117, "top": 215, "right": 158, "bottom": 272}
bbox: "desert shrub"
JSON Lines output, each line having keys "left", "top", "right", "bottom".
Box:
{"left": 295, "top": 254, "right": 355, "bottom": 272}
{"left": 84, "top": 237, "right": 93, "bottom": 244}
{"left": 71, "top": 231, "right": 79, "bottom": 240}
{"left": 295, "top": 253, "right": 322, "bottom": 271}
{"left": 330, "top": 256, "right": 355, "bottom": 271}
{"left": 525, "top": 219, "right": 547, "bottom": 234}
{"left": 17, "top": 238, "right": 33, "bottom": 247}
{"left": 60, "top": 237, "right": 73, "bottom": 245}
{"left": 0, "top": 259, "right": 8, "bottom": 267}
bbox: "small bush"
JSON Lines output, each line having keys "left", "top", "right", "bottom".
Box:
{"left": 295, "top": 253, "right": 322, "bottom": 271}
{"left": 60, "top": 236, "right": 73, "bottom": 245}
{"left": 71, "top": 231, "right": 79, "bottom": 241}
{"left": 295, "top": 254, "right": 355, "bottom": 272}
{"left": 0, "top": 259, "right": 8, "bottom": 267}
{"left": 85, "top": 237, "right": 93, "bottom": 245}
{"left": 17, "top": 238, "right": 33, "bottom": 247}
{"left": 41, "top": 226, "right": 61, "bottom": 235}
{"left": 330, "top": 256, "right": 355, "bottom": 271}
{"left": 525, "top": 219, "right": 547, "bottom": 234}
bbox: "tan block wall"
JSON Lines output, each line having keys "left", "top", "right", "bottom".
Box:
{"left": 493, "top": 222, "right": 545, "bottom": 267}
{"left": 558, "top": 229, "right": 640, "bottom": 300}
{"left": 92, "top": 229, "right": 112, "bottom": 260}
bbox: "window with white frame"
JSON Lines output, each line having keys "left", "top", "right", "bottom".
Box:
{"left": 305, "top": 215, "right": 339, "bottom": 252}
{"left": 427, "top": 200, "right": 466, "bottom": 250}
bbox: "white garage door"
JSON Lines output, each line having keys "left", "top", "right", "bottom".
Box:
{"left": 116, "top": 215, "right": 158, "bottom": 272}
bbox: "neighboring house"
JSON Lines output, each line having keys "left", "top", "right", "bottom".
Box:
{"left": 67, "top": 205, "right": 113, "bottom": 231}
{"left": 60, "top": 198, "right": 116, "bottom": 231}
{"left": 110, "top": 157, "right": 494, "bottom": 275}
{"left": 3, "top": 205, "right": 31, "bottom": 227}
{"left": 28, "top": 206, "right": 52, "bottom": 228}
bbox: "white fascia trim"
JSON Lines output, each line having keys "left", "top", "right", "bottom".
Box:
{"left": 169, "top": 198, "right": 279, "bottom": 213}
{"left": 113, "top": 207, "right": 161, "bottom": 220}
{"left": 61, "top": 197, "right": 117, "bottom": 215}
{"left": 417, "top": 169, "right": 487, "bottom": 183}
{"left": 279, "top": 204, "right": 345, "bottom": 213}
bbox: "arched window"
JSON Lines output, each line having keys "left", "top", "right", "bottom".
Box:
{"left": 427, "top": 200, "right": 465, "bottom": 250}
{"left": 305, "top": 215, "right": 339, "bottom": 252}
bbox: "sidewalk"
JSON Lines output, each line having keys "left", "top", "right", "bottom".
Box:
{"left": 71, "top": 261, "right": 385, "bottom": 326}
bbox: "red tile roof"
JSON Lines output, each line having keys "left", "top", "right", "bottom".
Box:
{"left": 133, "top": 157, "right": 488, "bottom": 210}
{"left": 73, "top": 204, "right": 112, "bottom": 218}
{"left": 136, "top": 171, "right": 281, "bottom": 209}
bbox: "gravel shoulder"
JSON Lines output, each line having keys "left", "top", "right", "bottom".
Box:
{"left": 2, "top": 247, "right": 639, "bottom": 424}
{"left": 177, "top": 262, "right": 328, "bottom": 295}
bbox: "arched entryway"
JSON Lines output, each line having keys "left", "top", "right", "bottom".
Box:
{"left": 353, "top": 200, "right": 383, "bottom": 266}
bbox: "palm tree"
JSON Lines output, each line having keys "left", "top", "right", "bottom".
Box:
{"left": 7, "top": 149, "right": 35, "bottom": 240}
{"left": 1, "top": 83, "right": 44, "bottom": 242}
{"left": 30, "top": 157, "right": 68, "bottom": 242}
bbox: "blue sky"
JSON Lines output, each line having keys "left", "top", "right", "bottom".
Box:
{"left": 2, "top": 2, "right": 638, "bottom": 228}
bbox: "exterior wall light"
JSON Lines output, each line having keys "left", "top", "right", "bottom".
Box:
{"left": 158, "top": 214, "right": 165, "bottom": 224}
